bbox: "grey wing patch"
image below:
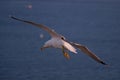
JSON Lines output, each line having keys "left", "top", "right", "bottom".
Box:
{"left": 69, "top": 42, "right": 107, "bottom": 65}
{"left": 11, "top": 16, "right": 60, "bottom": 37}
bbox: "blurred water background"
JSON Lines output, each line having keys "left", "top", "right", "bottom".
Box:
{"left": 0, "top": 0, "right": 120, "bottom": 80}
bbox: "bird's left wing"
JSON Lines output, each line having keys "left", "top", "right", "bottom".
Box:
{"left": 11, "top": 16, "right": 60, "bottom": 37}
{"left": 69, "top": 41, "right": 107, "bottom": 65}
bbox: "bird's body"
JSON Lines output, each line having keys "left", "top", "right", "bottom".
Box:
{"left": 44, "top": 38, "right": 62, "bottom": 48}
{"left": 43, "top": 37, "right": 77, "bottom": 53}
{"left": 11, "top": 16, "right": 107, "bottom": 65}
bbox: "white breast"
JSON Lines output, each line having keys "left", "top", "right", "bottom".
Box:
{"left": 45, "top": 38, "right": 63, "bottom": 48}
{"left": 45, "top": 38, "right": 77, "bottom": 53}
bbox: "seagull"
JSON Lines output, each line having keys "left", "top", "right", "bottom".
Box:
{"left": 11, "top": 16, "right": 107, "bottom": 65}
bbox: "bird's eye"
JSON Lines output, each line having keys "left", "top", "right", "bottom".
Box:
{"left": 61, "top": 37, "right": 65, "bottom": 40}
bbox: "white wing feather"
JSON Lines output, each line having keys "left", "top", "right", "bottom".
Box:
{"left": 62, "top": 40, "right": 77, "bottom": 54}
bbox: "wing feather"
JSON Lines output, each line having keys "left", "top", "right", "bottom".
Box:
{"left": 11, "top": 16, "right": 59, "bottom": 37}
{"left": 69, "top": 42, "right": 107, "bottom": 65}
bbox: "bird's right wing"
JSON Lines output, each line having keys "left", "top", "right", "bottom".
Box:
{"left": 69, "top": 42, "right": 107, "bottom": 65}
{"left": 11, "top": 16, "right": 60, "bottom": 37}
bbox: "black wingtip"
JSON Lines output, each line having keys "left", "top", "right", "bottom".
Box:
{"left": 10, "top": 16, "right": 17, "bottom": 20}
{"left": 9, "top": 15, "right": 14, "bottom": 18}
{"left": 100, "top": 61, "right": 108, "bottom": 65}
{"left": 10, "top": 16, "right": 25, "bottom": 23}
{"left": 10, "top": 16, "right": 14, "bottom": 19}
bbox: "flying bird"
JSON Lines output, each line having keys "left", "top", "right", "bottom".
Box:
{"left": 11, "top": 16, "right": 107, "bottom": 65}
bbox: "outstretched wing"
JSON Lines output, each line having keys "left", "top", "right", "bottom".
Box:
{"left": 11, "top": 16, "right": 60, "bottom": 37}
{"left": 69, "top": 42, "right": 107, "bottom": 65}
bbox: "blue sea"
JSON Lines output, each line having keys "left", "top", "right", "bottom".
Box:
{"left": 0, "top": 0, "right": 120, "bottom": 80}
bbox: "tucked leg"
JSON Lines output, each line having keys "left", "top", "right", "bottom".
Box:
{"left": 62, "top": 46, "right": 70, "bottom": 60}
